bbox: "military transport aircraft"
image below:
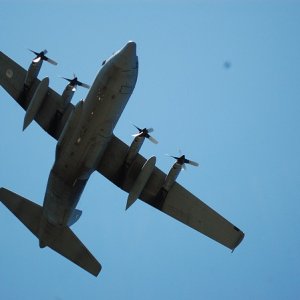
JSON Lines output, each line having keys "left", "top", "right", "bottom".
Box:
{"left": 0, "top": 41, "right": 244, "bottom": 277}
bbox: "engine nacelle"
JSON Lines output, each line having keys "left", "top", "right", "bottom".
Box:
{"left": 162, "top": 162, "right": 182, "bottom": 192}
{"left": 23, "top": 77, "right": 49, "bottom": 130}
{"left": 125, "top": 136, "right": 145, "bottom": 167}
{"left": 24, "top": 60, "right": 43, "bottom": 88}
{"left": 61, "top": 84, "right": 75, "bottom": 107}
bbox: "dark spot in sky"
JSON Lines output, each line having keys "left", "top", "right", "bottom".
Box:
{"left": 223, "top": 61, "right": 232, "bottom": 69}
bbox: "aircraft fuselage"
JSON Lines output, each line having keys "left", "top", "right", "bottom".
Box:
{"left": 41, "top": 42, "right": 138, "bottom": 230}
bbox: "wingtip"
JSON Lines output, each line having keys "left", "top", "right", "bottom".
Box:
{"left": 125, "top": 200, "right": 132, "bottom": 210}
{"left": 231, "top": 231, "right": 245, "bottom": 252}
{"left": 92, "top": 263, "right": 102, "bottom": 277}
{"left": 22, "top": 121, "right": 29, "bottom": 131}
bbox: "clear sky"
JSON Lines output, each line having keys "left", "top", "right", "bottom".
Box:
{"left": 1, "top": 1, "right": 300, "bottom": 299}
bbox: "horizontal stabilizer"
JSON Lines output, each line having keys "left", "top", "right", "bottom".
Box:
{"left": 0, "top": 187, "right": 101, "bottom": 276}
{"left": 0, "top": 187, "right": 42, "bottom": 236}
{"left": 46, "top": 222, "right": 101, "bottom": 276}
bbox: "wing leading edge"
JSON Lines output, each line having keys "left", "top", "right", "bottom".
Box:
{"left": 97, "top": 135, "right": 244, "bottom": 251}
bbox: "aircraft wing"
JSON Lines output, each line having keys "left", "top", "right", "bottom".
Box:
{"left": 0, "top": 51, "right": 73, "bottom": 139}
{"left": 0, "top": 52, "right": 244, "bottom": 250}
{"left": 97, "top": 135, "right": 244, "bottom": 251}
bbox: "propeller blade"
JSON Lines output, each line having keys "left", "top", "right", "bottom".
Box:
{"left": 45, "top": 56, "right": 58, "bottom": 65}
{"left": 29, "top": 49, "right": 57, "bottom": 65}
{"left": 186, "top": 159, "right": 199, "bottom": 167}
{"left": 77, "top": 81, "right": 90, "bottom": 89}
{"left": 167, "top": 153, "right": 199, "bottom": 168}
{"left": 132, "top": 124, "right": 142, "bottom": 132}
{"left": 28, "top": 49, "right": 39, "bottom": 56}
{"left": 146, "top": 128, "right": 154, "bottom": 133}
{"left": 61, "top": 76, "right": 72, "bottom": 82}
{"left": 165, "top": 154, "right": 178, "bottom": 159}
{"left": 131, "top": 124, "right": 158, "bottom": 144}
{"left": 61, "top": 75, "right": 90, "bottom": 89}
{"left": 148, "top": 135, "right": 158, "bottom": 144}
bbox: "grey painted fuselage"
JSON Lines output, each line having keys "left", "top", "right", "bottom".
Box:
{"left": 40, "top": 42, "right": 138, "bottom": 236}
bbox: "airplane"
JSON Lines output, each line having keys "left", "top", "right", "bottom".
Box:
{"left": 0, "top": 41, "right": 244, "bottom": 277}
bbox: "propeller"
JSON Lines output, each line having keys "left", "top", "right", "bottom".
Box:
{"left": 62, "top": 74, "right": 90, "bottom": 91}
{"left": 132, "top": 124, "right": 158, "bottom": 144}
{"left": 29, "top": 49, "right": 58, "bottom": 65}
{"left": 167, "top": 153, "right": 199, "bottom": 170}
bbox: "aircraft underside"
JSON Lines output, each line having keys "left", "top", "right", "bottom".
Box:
{"left": 0, "top": 41, "right": 244, "bottom": 277}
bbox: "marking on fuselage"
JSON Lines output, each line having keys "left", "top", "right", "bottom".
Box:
{"left": 6, "top": 69, "right": 13, "bottom": 79}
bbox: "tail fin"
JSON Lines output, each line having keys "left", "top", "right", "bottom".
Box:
{"left": 0, "top": 188, "right": 101, "bottom": 276}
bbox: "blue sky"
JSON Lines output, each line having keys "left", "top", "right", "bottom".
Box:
{"left": 1, "top": 1, "right": 300, "bottom": 299}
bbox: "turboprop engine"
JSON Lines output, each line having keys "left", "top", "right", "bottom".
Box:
{"left": 162, "top": 154, "right": 199, "bottom": 192}
{"left": 124, "top": 125, "right": 158, "bottom": 167}
{"left": 24, "top": 49, "right": 57, "bottom": 88}
{"left": 61, "top": 74, "right": 90, "bottom": 107}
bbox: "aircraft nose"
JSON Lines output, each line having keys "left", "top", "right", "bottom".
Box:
{"left": 114, "top": 41, "right": 137, "bottom": 69}
{"left": 122, "top": 41, "right": 136, "bottom": 55}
